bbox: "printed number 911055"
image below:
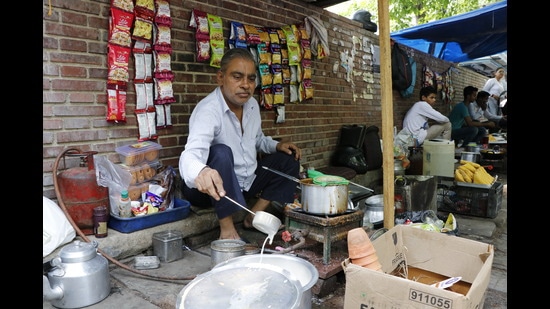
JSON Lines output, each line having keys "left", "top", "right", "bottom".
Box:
{"left": 409, "top": 289, "right": 452, "bottom": 308}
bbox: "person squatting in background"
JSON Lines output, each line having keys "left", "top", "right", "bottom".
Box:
{"left": 468, "top": 90, "right": 498, "bottom": 132}
{"left": 470, "top": 90, "right": 507, "bottom": 133}
{"left": 397, "top": 86, "right": 451, "bottom": 146}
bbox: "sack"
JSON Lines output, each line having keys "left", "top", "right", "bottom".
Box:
{"left": 362, "top": 125, "right": 383, "bottom": 171}
{"left": 391, "top": 42, "right": 413, "bottom": 91}
{"left": 331, "top": 146, "right": 368, "bottom": 174}
{"left": 338, "top": 124, "right": 366, "bottom": 149}
{"left": 399, "top": 55, "right": 416, "bottom": 98}
{"left": 43, "top": 196, "right": 76, "bottom": 257}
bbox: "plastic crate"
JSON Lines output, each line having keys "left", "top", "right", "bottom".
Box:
{"left": 109, "top": 198, "right": 191, "bottom": 233}
{"left": 437, "top": 182, "right": 502, "bottom": 218}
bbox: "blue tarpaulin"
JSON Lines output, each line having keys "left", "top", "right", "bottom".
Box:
{"left": 390, "top": 0, "right": 507, "bottom": 63}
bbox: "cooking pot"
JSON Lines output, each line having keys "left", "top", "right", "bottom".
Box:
{"left": 177, "top": 261, "right": 302, "bottom": 309}
{"left": 480, "top": 147, "right": 506, "bottom": 160}
{"left": 43, "top": 240, "right": 110, "bottom": 308}
{"left": 465, "top": 144, "right": 481, "bottom": 153}
{"left": 363, "top": 194, "right": 384, "bottom": 228}
{"left": 460, "top": 151, "right": 480, "bottom": 163}
{"left": 394, "top": 159, "right": 406, "bottom": 176}
{"left": 210, "top": 239, "right": 246, "bottom": 268}
{"left": 214, "top": 254, "right": 319, "bottom": 309}
{"left": 300, "top": 178, "right": 349, "bottom": 215}
{"left": 261, "top": 166, "right": 351, "bottom": 215}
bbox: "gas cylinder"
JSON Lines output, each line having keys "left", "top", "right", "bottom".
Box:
{"left": 53, "top": 149, "right": 110, "bottom": 235}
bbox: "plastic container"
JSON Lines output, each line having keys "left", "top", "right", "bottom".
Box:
{"left": 115, "top": 141, "right": 162, "bottom": 166}
{"left": 422, "top": 139, "right": 455, "bottom": 177}
{"left": 120, "top": 161, "right": 160, "bottom": 184}
{"left": 108, "top": 198, "right": 191, "bottom": 233}
{"left": 153, "top": 230, "right": 184, "bottom": 262}
{"left": 437, "top": 182, "right": 503, "bottom": 218}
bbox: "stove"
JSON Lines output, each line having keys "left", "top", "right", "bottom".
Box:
{"left": 284, "top": 207, "right": 364, "bottom": 264}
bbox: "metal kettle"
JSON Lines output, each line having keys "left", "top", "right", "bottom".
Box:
{"left": 43, "top": 240, "right": 110, "bottom": 308}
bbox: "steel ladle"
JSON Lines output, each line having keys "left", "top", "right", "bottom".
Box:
{"left": 261, "top": 165, "right": 374, "bottom": 192}
{"left": 223, "top": 195, "right": 281, "bottom": 245}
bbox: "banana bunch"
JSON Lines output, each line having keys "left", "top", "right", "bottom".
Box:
{"left": 454, "top": 160, "right": 494, "bottom": 185}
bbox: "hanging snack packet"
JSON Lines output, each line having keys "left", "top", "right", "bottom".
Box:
{"left": 107, "top": 45, "right": 131, "bottom": 84}
{"left": 132, "top": 17, "right": 154, "bottom": 42}
{"left": 134, "top": 0, "right": 155, "bottom": 21}
{"left": 189, "top": 9, "right": 210, "bottom": 62}
{"left": 111, "top": 0, "right": 134, "bottom": 12}
{"left": 243, "top": 24, "right": 261, "bottom": 45}
{"left": 154, "top": 0, "right": 172, "bottom": 26}
{"left": 109, "top": 7, "right": 133, "bottom": 47}
{"left": 229, "top": 21, "right": 247, "bottom": 49}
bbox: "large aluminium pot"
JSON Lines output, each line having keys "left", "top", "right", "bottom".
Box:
{"left": 43, "top": 240, "right": 110, "bottom": 309}
{"left": 177, "top": 261, "right": 303, "bottom": 309}
{"left": 213, "top": 254, "right": 319, "bottom": 309}
{"left": 300, "top": 178, "right": 349, "bottom": 215}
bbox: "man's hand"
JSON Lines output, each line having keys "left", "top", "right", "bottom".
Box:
{"left": 195, "top": 166, "right": 225, "bottom": 201}
{"left": 276, "top": 142, "right": 302, "bottom": 160}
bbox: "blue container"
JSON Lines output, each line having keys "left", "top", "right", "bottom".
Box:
{"left": 109, "top": 199, "right": 191, "bottom": 233}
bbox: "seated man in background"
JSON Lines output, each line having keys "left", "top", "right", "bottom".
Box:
{"left": 398, "top": 86, "right": 451, "bottom": 146}
{"left": 468, "top": 90, "right": 498, "bottom": 132}
{"left": 476, "top": 90, "right": 507, "bottom": 132}
{"left": 448, "top": 86, "right": 487, "bottom": 147}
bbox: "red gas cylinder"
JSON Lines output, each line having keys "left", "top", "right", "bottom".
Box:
{"left": 54, "top": 149, "right": 110, "bottom": 235}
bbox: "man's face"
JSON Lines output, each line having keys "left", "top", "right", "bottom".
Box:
{"left": 424, "top": 93, "right": 437, "bottom": 105}
{"left": 469, "top": 91, "right": 478, "bottom": 103}
{"left": 477, "top": 96, "right": 488, "bottom": 109}
{"left": 217, "top": 57, "right": 257, "bottom": 108}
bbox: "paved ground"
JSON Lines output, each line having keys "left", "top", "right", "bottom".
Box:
{"left": 43, "top": 174, "right": 507, "bottom": 308}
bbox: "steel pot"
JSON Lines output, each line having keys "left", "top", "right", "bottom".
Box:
{"left": 210, "top": 239, "right": 246, "bottom": 268}
{"left": 460, "top": 151, "right": 480, "bottom": 163}
{"left": 43, "top": 240, "right": 110, "bottom": 309}
{"left": 177, "top": 261, "right": 302, "bottom": 309}
{"left": 480, "top": 147, "right": 506, "bottom": 160}
{"left": 364, "top": 194, "right": 384, "bottom": 228}
{"left": 213, "top": 254, "right": 319, "bottom": 309}
{"left": 465, "top": 144, "right": 481, "bottom": 153}
{"left": 300, "top": 178, "right": 349, "bottom": 215}
{"left": 394, "top": 159, "right": 406, "bottom": 176}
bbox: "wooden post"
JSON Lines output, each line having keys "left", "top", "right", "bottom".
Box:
{"left": 377, "top": 0, "right": 394, "bottom": 229}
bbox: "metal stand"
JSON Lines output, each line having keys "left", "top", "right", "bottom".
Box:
{"left": 284, "top": 208, "right": 363, "bottom": 264}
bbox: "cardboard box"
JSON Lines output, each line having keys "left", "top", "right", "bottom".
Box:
{"left": 343, "top": 225, "right": 493, "bottom": 309}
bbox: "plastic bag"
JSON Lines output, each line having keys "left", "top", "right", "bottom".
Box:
{"left": 43, "top": 196, "right": 76, "bottom": 257}
{"left": 94, "top": 155, "right": 132, "bottom": 216}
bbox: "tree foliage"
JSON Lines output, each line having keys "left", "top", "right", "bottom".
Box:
{"left": 329, "top": 0, "right": 502, "bottom": 32}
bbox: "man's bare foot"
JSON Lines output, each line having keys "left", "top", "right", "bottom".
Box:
{"left": 219, "top": 231, "right": 241, "bottom": 240}
{"left": 243, "top": 214, "right": 254, "bottom": 229}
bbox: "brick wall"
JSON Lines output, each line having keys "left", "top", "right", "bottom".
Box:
{"left": 42, "top": 0, "right": 489, "bottom": 199}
